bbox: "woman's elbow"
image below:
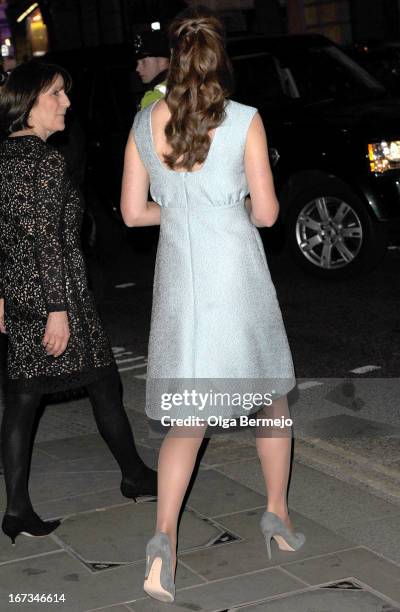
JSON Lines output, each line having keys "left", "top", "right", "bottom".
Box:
{"left": 123, "top": 218, "right": 136, "bottom": 228}
{"left": 120, "top": 203, "right": 138, "bottom": 227}
{"left": 252, "top": 202, "right": 280, "bottom": 228}
{"left": 121, "top": 212, "right": 133, "bottom": 227}
{"left": 123, "top": 217, "right": 140, "bottom": 228}
{"left": 264, "top": 208, "right": 279, "bottom": 228}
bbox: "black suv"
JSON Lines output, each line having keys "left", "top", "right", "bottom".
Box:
{"left": 229, "top": 34, "right": 400, "bottom": 278}
{"left": 49, "top": 34, "right": 400, "bottom": 279}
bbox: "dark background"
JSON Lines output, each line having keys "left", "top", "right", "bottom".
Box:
{"left": 4, "top": 1, "right": 400, "bottom": 58}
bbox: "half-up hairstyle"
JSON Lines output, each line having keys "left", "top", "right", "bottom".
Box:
{"left": 164, "top": 12, "right": 233, "bottom": 170}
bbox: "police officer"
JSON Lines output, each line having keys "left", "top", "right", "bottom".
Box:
{"left": 129, "top": 29, "right": 169, "bottom": 252}
{"left": 134, "top": 30, "right": 170, "bottom": 110}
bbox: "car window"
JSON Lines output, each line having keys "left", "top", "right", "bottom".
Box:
{"left": 231, "top": 53, "right": 287, "bottom": 106}
{"left": 359, "top": 48, "right": 400, "bottom": 93}
{"left": 280, "top": 45, "right": 386, "bottom": 103}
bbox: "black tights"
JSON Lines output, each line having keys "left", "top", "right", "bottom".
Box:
{"left": 1, "top": 370, "right": 145, "bottom": 517}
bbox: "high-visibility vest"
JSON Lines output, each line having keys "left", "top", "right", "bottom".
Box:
{"left": 140, "top": 81, "right": 167, "bottom": 110}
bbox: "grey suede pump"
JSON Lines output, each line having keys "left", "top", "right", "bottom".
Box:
{"left": 143, "top": 531, "right": 175, "bottom": 603}
{"left": 260, "top": 511, "right": 306, "bottom": 560}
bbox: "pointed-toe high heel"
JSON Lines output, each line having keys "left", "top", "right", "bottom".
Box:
{"left": 120, "top": 465, "right": 157, "bottom": 501}
{"left": 2, "top": 513, "right": 61, "bottom": 545}
{"left": 143, "top": 531, "right": 175, "bottom": 603}
{"left": 260, "top": 511, "right": 305, "bottom": 560}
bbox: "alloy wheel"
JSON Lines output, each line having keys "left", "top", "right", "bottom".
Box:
{"left": 295, "top": 196, "right": 363, "bottom": 269}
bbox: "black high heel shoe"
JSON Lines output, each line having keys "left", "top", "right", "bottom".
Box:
{"left": 120, "top": 465, "right": 158, "bottom": 501}
{"left": 2, "top": 512, "right": 61, "bottom": 545}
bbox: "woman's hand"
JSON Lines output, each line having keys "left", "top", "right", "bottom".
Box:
{"left": 42, "top": 311, "right": 70, "bottom": 357}
{"left": 0, "top": 298, "right": 6, "bottom": 334}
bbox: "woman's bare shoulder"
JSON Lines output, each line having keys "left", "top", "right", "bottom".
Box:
{"left": 151, "top": 98, "right": 170, "bottom": 121}
{"left": 150, "top": 99, "right": 172, "bottom": 140}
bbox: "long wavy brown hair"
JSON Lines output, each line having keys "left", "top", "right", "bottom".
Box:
{"left": 164, "top": 12, "right": 233, "bottom": 171}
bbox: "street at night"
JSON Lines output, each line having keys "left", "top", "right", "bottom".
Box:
{"left": 94, "top": 217, "right": 400, "bottom": 380}
{"left": 0, "top": 1, "right": 400, "bottom": 611}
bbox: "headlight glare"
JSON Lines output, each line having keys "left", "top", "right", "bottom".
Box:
{"left": 368, "top": 141, "right": 400, "bottom": 173}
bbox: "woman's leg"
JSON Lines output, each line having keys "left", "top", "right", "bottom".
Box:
{"left": 255, "top": 395, "right": 293, "bottom": 530}
{"left": 85, "top": 370, "right": 152, "bottom": 482}
{"left": 1, "top": 390, "right": 42, "bottom": 517}
{"left": 155, "top": 425, "right": 207, "bottom": 571}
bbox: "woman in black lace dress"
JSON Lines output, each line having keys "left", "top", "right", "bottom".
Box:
{"left": 0, "top": 60, "right": 156, "bottom": 544}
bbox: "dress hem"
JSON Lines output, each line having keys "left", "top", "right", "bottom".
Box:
{"left": 6, "top": 362, "right": 118, "bottom": 394}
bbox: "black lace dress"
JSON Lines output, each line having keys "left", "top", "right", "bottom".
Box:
{"left": 0, "top": 136, "right": 116, "bottom": 393}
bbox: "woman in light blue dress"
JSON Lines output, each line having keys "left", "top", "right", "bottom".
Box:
{"left": 121, "top": 10, "right": 305, "bottom": 603}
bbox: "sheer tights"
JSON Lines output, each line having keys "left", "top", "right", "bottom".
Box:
{"left": 155, "top": 397, "right": 293, "bottom": 572}
{"left": 1, "top": 370, "right": 145, "bottom": 517}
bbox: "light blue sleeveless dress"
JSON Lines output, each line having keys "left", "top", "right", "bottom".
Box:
{"left": 132, "top": 99, "right": 295, "bottom": 421}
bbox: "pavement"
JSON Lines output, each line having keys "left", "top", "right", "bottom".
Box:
{"left": 0, "top": 368, "right": 399, "bottom": 612}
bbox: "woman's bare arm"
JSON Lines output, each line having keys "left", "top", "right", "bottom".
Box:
{"left": 120, "top": 132, "right": 161, "bottom": 227}
{"left": 244, "top": 112, "right": 279, "bottom": 228}
{"left": 0, "top": 298, "right": 5, "bottom": 334}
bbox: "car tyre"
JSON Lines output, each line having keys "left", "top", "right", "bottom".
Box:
{"left": 286, "top": 180, "right": 388, "bottom": 279}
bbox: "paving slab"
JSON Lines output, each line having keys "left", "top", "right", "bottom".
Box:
{"left": 30, "top": 448, "right": 67, "bottom": 471}
{"left": 286, "top": 462, "right": 400, "bottom": 529}
{"left": 36, "top": 434, "right": 117, "bottom": 462}
{"left": 0, "top": 551, "right": 201, "bottom": 612}
{"left": 179, "top": 507, "right": 351, "bottom": 581}
{"left": 201, "top": 439, "right": 257, "bottom": 467}
{"left": 336, "top": 514, "right": 400, "bottom": 564}
{"left": 127, "top": 567, "right": 305, "bottom": 610}
{"left": 55, "top": 502, "right": 222, "bottom": 565}
{"left": 31, "top": 453, "right": 120, "bottom": 475}
{"left": 232, "top": 583, "right": 400, "bottom": 611}
{"left": 0, "top": 471, "right": 120, "bottom": 515}
{"left": 30, "top": 445, "right": 157, "bottom": 475}
{"left": 35, "top": 399, "right": 98, "bottom": 443}
{"left": 34, "top": 490, "right": 135, "bottom": 521}
{"left": 0, "top": 535, "right": 61, "bottom": 565}
{"left": 282, "top": 547, "right": 400, "bottom": 604}
{"left": 214, "top": 458, "right": 265, "bottom": 496}
{"left": 86, "top": 606, "right": 131, "bottom": 612}
{"left": 34, "top": 430, "right": 155, "bottom": 466}
{"left": 31, "top": 471, "right": 119, "bottom": 506}
{"left": 186, "top": 469, "right": 265, "bottom": 517}
{"left": 217, "top": 459, "right": 400, "bottom": 529}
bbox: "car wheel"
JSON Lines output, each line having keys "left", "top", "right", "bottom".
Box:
{"left": 286, "top": 181, "right": 387, "bottom": 279}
